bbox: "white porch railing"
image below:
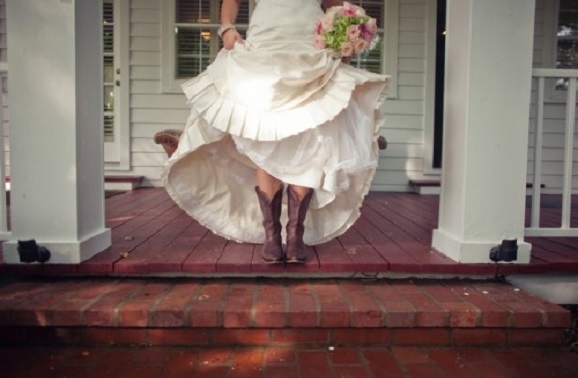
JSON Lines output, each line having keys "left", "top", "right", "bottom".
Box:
{"left": 0, "top": 64, "right": 9, "bottom": 240}
{"left": 526, "top": 68, "right": 578, "bottom": 237}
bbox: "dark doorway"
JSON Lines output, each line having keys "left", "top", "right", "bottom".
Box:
{"left": 433, "top": 0, "right": 446, "bottom": 169}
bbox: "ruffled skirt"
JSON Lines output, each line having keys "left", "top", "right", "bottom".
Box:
{"left": 161, "top": 0, "right": 390, "bottom": 245}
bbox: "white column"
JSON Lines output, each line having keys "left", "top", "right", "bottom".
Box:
{"left": 3, "top": 0, "right": 111, "bottom": 264}
{"left": 432, "top": 0, "right": 535, "bottom": 263}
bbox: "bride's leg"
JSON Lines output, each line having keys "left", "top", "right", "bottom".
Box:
{"left": 286, "top": 184, "right": 313, "bottom": 263}
{"left": 254, "top": 168, "right": 284, "bottom": 264}
{"left": 256, "top": 169, "right": 283, "bottom": 200}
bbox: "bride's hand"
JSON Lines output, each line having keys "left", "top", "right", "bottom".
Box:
{"left": 222, "top": 29, "right": 243, "bottom": 50}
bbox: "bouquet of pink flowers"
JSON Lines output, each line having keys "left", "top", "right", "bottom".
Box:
{"left": 315, "top": 1, "right": 378, "bottom": 59}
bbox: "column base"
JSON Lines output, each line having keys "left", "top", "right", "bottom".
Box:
{"left": 432, "top": 229, "right": 531, "bottom": 264}
{"left": 2, "top": 228, "right": 111, "bottom": 264}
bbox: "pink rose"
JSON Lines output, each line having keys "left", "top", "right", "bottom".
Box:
{"left": 321, "top": 14, "right": 335, "bottom": 31}
{"left": 353, "top": 38, "right": 368, "bottom": 53}
{"left": 365, "top": 17, "right": 377, "bottom": 35}
{"left": 341, "top": 42, "right": 354, "bottom": 57}
{"left": 342, "top": 2, "right": 356, "bottom": 16}
{"left": 347, "top": 25, "right": 360, "bottom": 41}
{"left": 354, "top": 6, "right": 366, "bottom": 17}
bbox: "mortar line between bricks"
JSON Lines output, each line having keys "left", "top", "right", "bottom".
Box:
{"left": 146, "top": 282, "right": 176, "bottom": 327}
{"left": 480, "top": 345, "right": 518, "bottom": 374}
{"left": 181, "top": 283, "right": 204, "bottom": 327}
{"left": 309, "top": 279, "right": 322, "bottom": 328}
{"left": 282, "top": 281, "right": 289, "bottom": 328}
{"left": 451, "top": 346, "right": 490, "bottom": 376}
{"left": 336, "top": 281, "right": 355, "bottom": 327}
{"left": 354, "top": 346, "right": 377, "bottom": 378}
{"left": 362, "top": 282, "right": 385, "bottom": 327}
{"left": 407, "top": 284, "right": 450, "bottom": 328}
{"left": 522, "top": 299, "right": 548, "bottom": 328}
{"left": 6, "top": 280, "right": 59, "bottom": 323}
{"left": 46, "top": 281, "right": 95, "bottom": 326}
{"left": 425, "top": 288, "right": 482, "bottom": 328}
{"left": 508, "top": 284, "right": 546, "bottom": 328}
{"left": 389, "top": 281, "right": 420, "bottom": 330}
{"left": 356, "top": 346, "right": 368, "bottom": 377}
{"left": 76, "top": 279, "right": 122, "bottom": 326}
{"left": 390, "top": 346, "right": 413, "bottom": 376}
{"left": 474, "top": 286, "right": 516, "bottom": 328}
{"left": 251, "top": 282, "right": 258, "bottom": 328}
{"left": 219, "top": 279, "right": 232, "bottom": 328}
{"left": 112, "top": 283, "right": 148, "bottom": 327}
{"left": 364, "top": 284, "right": 388, "bottom": 328}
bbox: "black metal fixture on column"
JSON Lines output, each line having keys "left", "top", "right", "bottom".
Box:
{"left": 17, "top": 239, "right": 51, "bottom": 263}
{"left": 489, "top": 239, "right": 518, "bottom": 263}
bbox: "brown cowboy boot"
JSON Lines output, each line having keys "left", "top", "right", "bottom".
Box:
{"left": 255, "top": 186, "right": 284, "bottom": 264}
{"left": 285, "top": 186, "right": 313, "bottom": 264}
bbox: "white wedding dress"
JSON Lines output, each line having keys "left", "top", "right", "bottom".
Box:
{"left": 161, "top": 0, "right": 390, "bottom": 245}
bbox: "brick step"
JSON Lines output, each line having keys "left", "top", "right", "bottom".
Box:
{"left": 0, "top": 277, "right": 571, "bottom": 347}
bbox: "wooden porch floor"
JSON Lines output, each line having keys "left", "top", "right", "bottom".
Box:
{"left": 1, "top": 188, "right": 578, "bottom": 277}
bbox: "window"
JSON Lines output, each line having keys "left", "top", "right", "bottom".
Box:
{"left": 162, "top": 0, "right": 252, "bottom": 91}
{"left": 174, "top": 0, "right": 251, "bottom": 78}
{"left": 555, "top": 0, "right": 578, "bottom": 90}
{"left": 103, "top": 0, "right": 114, "bottom": 142}
{"left": 162, "top": 0, "right": 398, "bottom": 95}
{"left": 350, "top": 1, "right": 386, "bottom": 74}
{"left": 544, "top": 0, "right": 578, "bottom": 93}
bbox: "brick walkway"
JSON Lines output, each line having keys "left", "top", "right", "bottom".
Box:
{"left": 1, "top": 345, "right": 577, "bottom": 377}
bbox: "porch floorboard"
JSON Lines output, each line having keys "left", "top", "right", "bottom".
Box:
{"left": 1, "top": 188, "right": 578, "bottom": 277}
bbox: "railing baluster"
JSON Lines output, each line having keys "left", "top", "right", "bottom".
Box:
{"left": 531, "top": 77, "right": 545, "bottom": 228}
{"left": 562, "top": 77, "right": 577, "bottom": 229}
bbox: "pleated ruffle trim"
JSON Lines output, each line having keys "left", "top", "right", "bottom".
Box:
{"left": 181, "top": 62, "right": 389, "bottom": 142}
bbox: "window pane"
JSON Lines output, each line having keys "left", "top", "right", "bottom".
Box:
{"left": 178, "top": 56, "right": 212, "bottom": 77}
{"left": 177, "top": 0, "right": 214, "bottom": 23}
{"left": 103, "top": 24, "right": 114, "bottom": 53}
{"left": 103, "top": 1, "right": 114, "bottom": 143}
{"left": 104, "top": 85, "right": 114, "bottom": 112}
{"left": 103, "top": 2, "right": 114, "bottom": 24}
{"left": 351, "top": 1, "right": 384, "bottom": 73}
{"left": 104, "top": 115, "right": 114, "bottom": 142}
{"left": 353, "top": 0, "right": 384, "bottom": 28}
{"left": 176, "top": 27, "right": 213, "bottom": 77}
{"left": 557, "top": 0, "right": 578, "bottom": 89}
{"left": 237, "top": 1, "right": 251, "bottom": 24}
{"left": 559, "top": 0, "right": 578, "bottom": 36}
{"left": 104, "top": 56, "right": 114, "bottom": 83}
{"left": 352, "top": 31, "right": 383, "bottom": 73}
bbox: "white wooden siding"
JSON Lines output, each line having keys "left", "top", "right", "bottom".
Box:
{"left": 1, "top": 0, "right": 567, "bottom": 194}
{"left": 129, "top": 0, "right": 166, "bottom": 185}
{"left": 0, "top": 0, "right": 568, "bottom": 194}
